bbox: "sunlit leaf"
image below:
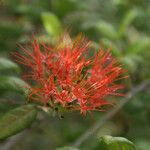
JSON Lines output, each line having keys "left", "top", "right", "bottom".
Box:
{"left": 0, "top": 105, "right": 37, "bottom": 140}
{"left": 99, "top": 135, "right": 135, "bottom": 150}
{"left": 41, "top": 12, "right": 62, "bottom": 37}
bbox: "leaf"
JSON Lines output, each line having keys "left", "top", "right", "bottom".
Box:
{"left": 118, "top": 9, "right": 137, "bottom": 37}
{"left": 96, "top": 21, "right": 118, "bottom": 40}
{"left": 0, "top": 22, "right": 22, "bottom": 40}
{"left": 121, "top": 54, "right": 141, "bottom": 72}
{"left": 0, "top": 105, "right": 37, "bottom": 140}
{"left": 135, "top": 140, "right": 150, "bottom": 150}
{"left": 0, "top": 76, "right": 29, "bottom": 95}
{"left": 0, "top": 22, "right": 22, "bottom": 52}
{"left": 56, "top": 147, "right": 79, "bottom": 150}
{"left": 99, "top": 135, "right": 136, "bottom": 150}
{"left": 51, "top": 0, "right": 78, "bottom": 17}
{"left": 126, "top": 37, "right": 150, "bottom": 54}
{"left": 41, "top": 12, "right": 62, "bottom": 37}
{"left": 100, "top": 38, "right": 122, "bottom": 56}
{"left": 15, "top": 5, "right": 43, "bottom": 18}
{"left": 0, "top": 58, "right": 20, "bottom": 72}
{"left": 0, "top": 102, "right": 19, "bottom": 114}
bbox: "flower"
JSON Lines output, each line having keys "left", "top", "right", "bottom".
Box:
{"left": 14, "top": 34, "right": 127, "bottom": 115}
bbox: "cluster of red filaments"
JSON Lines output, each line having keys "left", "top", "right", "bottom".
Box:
{"left": 14, "top": 34, "right": 126, "bottom": 115}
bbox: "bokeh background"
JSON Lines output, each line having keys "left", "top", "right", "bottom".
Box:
{"left": 0, "top": 0, "right": 150, "bottom": 150}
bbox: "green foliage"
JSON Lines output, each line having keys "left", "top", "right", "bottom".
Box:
{"left": 99, "top": 135, "right": 135, "bottom": 150}
{"left": 126, "top": 37, "right": 150, "bottom": 53}
{"left": 0, "top": 0, "right": 149, "bottom": 149}
{"left": 135, "top": 140, "right": 150, "bottom": 150}
{"left": 56, "top": 146, "right": 79, "bottom": 150}
{"left": 0, "top": 102, "right": 19, "bottom": 118}
{"left": 118, "top": 9, "right": 138, "bottom": 37}
{"left": 0, "top": 22, "right": 22, "bottom": 40}
{"left": 15, "top": 5, "right": 44, "bottom": 18}
{"left": 96, "top": 21, "right": 118, "bottom": 40}
{"left": 0, "top": 22, "right": 22, "bottom": 52}
{"left": 51, "top": 0, "right": 78, "bottom": 17}
{"left": 0, "top": 105, "right": 37, "bottom": 140}
{"left": 0, "top": 76, "right": 29, "bottom": 94}
{"left": 0, "top": 58, "right": 20, "bottom": 72}
{"left": 41, "top": 12, "right": 62, "bottom": 37}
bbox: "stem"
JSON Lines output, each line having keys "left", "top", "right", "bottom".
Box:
{"left": 72, "top": 80, "right": 150, "bottom": 148}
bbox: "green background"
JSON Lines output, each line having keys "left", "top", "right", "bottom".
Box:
{"left": 0, "top": 0, "right": 150, "bottom": 149}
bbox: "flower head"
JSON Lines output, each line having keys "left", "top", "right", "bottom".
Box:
{"left": 14, "top": 34, "right": 127, "bottom": 115}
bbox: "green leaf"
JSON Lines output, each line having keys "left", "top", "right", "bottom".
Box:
{"left": 0, "top": 58, "right": 20, "bottom": 72}
{"left": 100, "top": 38, "right": 122, "bottom": 56}
{"left": 127, "top": 37, "right": 150, "bottom": 54}
{"left": 0, "top": 105, "right": 37, "bottom": 140}
{"left": 41, "top": 12, "right": 62, "bottom": 37}
{"left": 118, "top": 9, "right": 137, "bottom": 37}
{"left": 15, "top": 5, "right": 44, "bottom": 18}
{"left": 51, "top": 0, "right": 78, "bottom": 17}
{"left": 0, "top": 22, "right": 22, "bottom": 40}
{"left": 99, "top": 135, "right": 136, "bottom": 150}
{"left": 96, "top": 21, "right": 118, "bottom": 40}
{"left": 0, "top": 76, "right": 29, "bottom": 94}
{"left": 0, "top": 102, "right": 19, "bottom": 114}
{"left": 56, "top": 146, "right": 79, "bottom": 150}
{"left": 121, "top": 54, "right": 142, "bottom": 72}
{"left": 135, "top": 140, "right": 150, "bottom": 150}
{"left": 0, "top": 22, "right": 22, "bottom": 52}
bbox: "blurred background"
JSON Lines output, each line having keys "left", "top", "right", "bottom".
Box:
{"left": 0, "top": 0, "right": 150, "bottom": 150}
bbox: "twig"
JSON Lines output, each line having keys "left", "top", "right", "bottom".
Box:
{"left": 0, "top": 130, "right": 27, "bottom": 150}
{"left": 72, "top": 80, "right": 150, "bottom": 148}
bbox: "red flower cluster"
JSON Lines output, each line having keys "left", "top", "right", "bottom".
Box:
{"left": 14, "top": 34, "right": 126, "bottom": 115}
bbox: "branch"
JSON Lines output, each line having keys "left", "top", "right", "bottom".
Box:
{"left": 72, "top": 80, "right": 150, "bottom": 148}
{"left": 0, "top": 130, "right": 27, "bottom": 150}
